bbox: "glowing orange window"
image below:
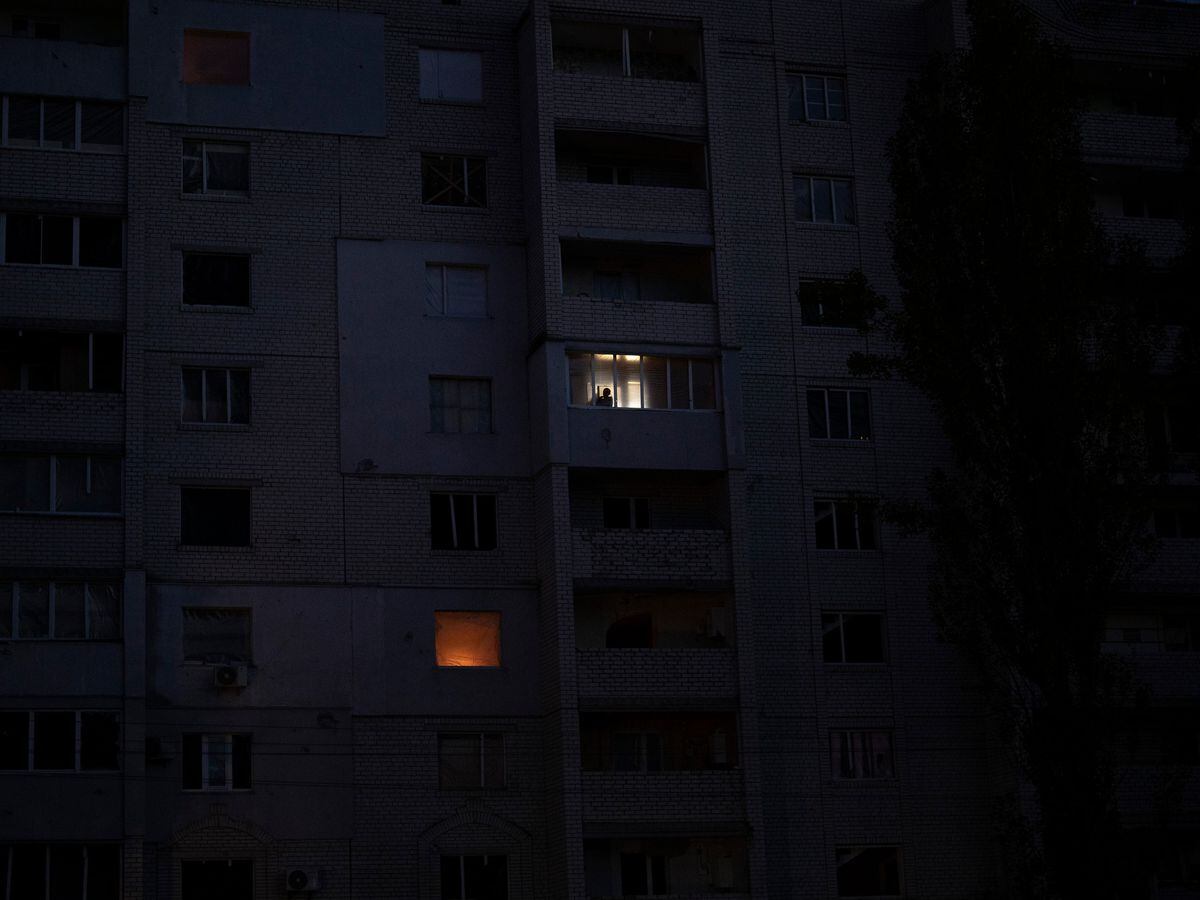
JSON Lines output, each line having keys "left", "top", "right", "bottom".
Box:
{"left": 435, "top": 611, "right": 501, "bottom": 667}
{"left": 183, "top": 30, "right": 250, "bottom": 85}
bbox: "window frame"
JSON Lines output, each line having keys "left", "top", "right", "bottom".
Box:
{"left": 0, "top": 328, "right": 124, "bottom": 393}
{"left": 180, "top": 251, "right": 252, "bottom": 308}
{"left": 181, "top": 139, "right": 250, "bottom": 197}
{"left": 787, "top": 73, "right": 848, "bottom": 123}
{"left": 0, "top": 453, "right": 123, "bottom": 516}
{"left": 1, "top": 581, "right": 121, "bottom": 641}
{"left": 813, "top": 499, "right": 878, "bottom": 550}
{"left": 180, "top": 366, "right": 251, "bottom": 425}
{"left": 807, "top": 388, "right": 872, "bottom": 441}
{"left": 1, "top": 95, "right": 125, "bottom": 153}
{"left": 0, "top": 844, "right": 122, "bottom": 900}
{"left": 430, "top": 492, "right": 498, "bottom": 551}
{"left": 602, "top": 497, "right": 651, "bottom": 529}
{"left": 821, "top": 611, "right": 888, "bottom": 665}
{"left": 438, "top": 732, "right": 506, "bottom": 789}
{"left": 793, "top": 175, "right": 856, "bottom": 225}
{"left": 429, "top": 376, "right": 493, "bottom": 435}
{"left": 829, "top": 729, "right": 895, "bottom": 780}
{"left": 0, "top": 710, "right": 121, "bottom": 772}
{"left": 566, "top": 352, "right": 721, "bottom": 411}
{"left": 421, "top": 153, "right": 488, "bottom": 208}
{"left": 182, "top": 732, "right": 251, "bottom": 792}
{"left": 0, "top": 212, "right": 124, "bottom": 269}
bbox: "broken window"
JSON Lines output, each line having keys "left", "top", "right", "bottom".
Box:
{"left": 0, "top": 329, "right": 122, "bottom": 392}
{"left": 438, "top": 733, "right": 505, "bottom": 788}
{"left": 602, "top": 497, "right": 650, "bottom": 529}
{"left": 822, "top": 612, "right": 886, "bottom": 664}
{"left": 431, "top": 493, "right": 497, "bottom": 550}
{"left": 181, "top": 367, "right": 250, "bottom": 424}
{"left": 0, "top": 581, "right": 119, "bottom": 640}
{"left": 788, "top": 74, "right": 847, "bottom": 122}
{"left": 421, "top": 154, "right": 487, "bottom": 207}
{"left": 182, "top": 30, "right": 251, "bottom": 85}
{"left": 181, "top": 860, "right": 253, "bottom": 900}
{"left": 0, "top": 846, "right": 120, "bottom": 900}
{"left": 568, "top": 352, "right": 718, "bottom": 410}
{"left": 814, "top": 500, "right": 877, "bottom": 550}
{"left": 182, "top": 608, "right": 252, "bottom": 663}
{"left": 425, "top": 264, "right": 488, "bottom": 317}
{"left": 419, "top": 49, "right": 483, "bottom": 102}
{"left": 0, "top": 710, "right": 119, "bottom": 771}
{"left": 835, "top": 846, "right": 901, "bottom": 897}
{"left": 430, "top": 377, "right": 492, "bottom": 434}
{"left": 440, "top": 855, "right": 508, "bottom": 900}
{"left": 795, "top": 175, "right": 855, "bottom": 225}
{"left": 830, "top": 730, "right": 894, "bottom": 779}
{"left": 182, "top": 252, "right": 251, "bottom": 306}
{"left": 180, "top": 487, "right": 252, "bottom": 546}
{"left": 182, "top": 733, "right": 251, "bottom": 791}
{"left": 182, "top": 140, "right": 250, "bottom": 195}
{"left": 0, "top": 454, "right": 121, "bottom": 514}
{"left": 435, "top": 611, "right": 501, "bottom": 667}
{"left": 808, "top": 388, "right": 871, "bottom": 440}
{"left": 1, "top": 96, "right": 123, "bottom": 151}
{"left": 552, "top": 21, "right": 701, "bottom": 82}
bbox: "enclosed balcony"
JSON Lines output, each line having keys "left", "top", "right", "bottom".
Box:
{"left": 0, "top": 0, "right": 125, "bottom": 99}
{"left": 584, "top": 837, "right": 749, "bottom": 900}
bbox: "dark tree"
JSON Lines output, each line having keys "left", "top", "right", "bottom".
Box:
{"left": 882, "top": 1, "right": 1160, "bottom": 896}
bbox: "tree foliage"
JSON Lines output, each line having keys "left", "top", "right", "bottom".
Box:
{"left": 884, "top": 1, "right": 1160, "bottom": 895}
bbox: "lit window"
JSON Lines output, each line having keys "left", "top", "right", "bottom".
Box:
{"left": 794, "top": 176, "right": 855, "bottom": 224}
{"left": 182, "top": 733, "right": 251, "bottom": 790}
{"left": 787, "top": 74, "right": 847, "bottom": 122}
{"left": 419, "top": 49, "right": 483, "bottom": 102}
{"left": 183, "top": 30, "right": 251, "bottom": 85}
{"left": 567, "top": 352, "right": 719, "bottom": 410}
{"left": 431, "top": 493, "right": 497, "bottom": 550}
{"left": 0, "top": 581, "right": 120, "bottom": 640}
{"left": 830, "top": 730, "right": 894, "bottom": 779}
{"left": 439, "top": 733, "right": 505, "bottom": 788}
{"left": 421, "top": 154, "right": 487, "bottom": 207}
{"left": 814, "top": 500, "right": 877, "bottom": 550}
{"left": 424, "top": 264, "right": 487, "bottom": 317}
{"left": 807, "top": 389, "right": 871, "bottom": 440}
{"left": 435, "top": 611, "right": 501, "bottom": 667}
{"left": 822, "top": 612, "right": 886, "bottom": 664}
{"left": 182, "top": 140, "right": 249, "bottom": 195}
{"left": 430, "top": 377, "right": 492, "bottom": 434}
{"left": 181, "top": 367, "right": 250, "bottom": 424}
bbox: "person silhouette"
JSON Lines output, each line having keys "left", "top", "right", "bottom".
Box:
{"left": 596, "top": 387, "right": 614, "bottom": 407}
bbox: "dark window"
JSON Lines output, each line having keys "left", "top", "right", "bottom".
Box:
{"left": 424, "top": 264, "right": 488, "bottom": 317}
{"left": 0, "top": 711, "right": 29, "bottom": 769}
{"left": 620, "top": 853, "right": 668, "bottom": 896}
{"left": 430, "top": 377, "right": 492, "bottom": 434}
{"left": 814, "top": 500, "right": 877, "bottom": 550}
{"left": 182, "top": 140, "right": 250, "bottom": 195}
{"left": 182, "top": 607, "right": 252, "bottom": 662}
{"left": 180, "top": 487, "right": 252, "bottom": 546}
{"left": 182, "top": 253, "right": 251, "bottom": 306}
{"left": 418, "top": 49, "right": 483, "bottom": 102}
{"left": 10, "top": 845, "right": 46, "bottom": 900}
{"left": 78, "top": 217, "right": 122, "bottom": 267}
{"left": 830, "top": 730, "right": 894, "bottom": 779}
{"left": 42, "top": 98, "right": 75, "bottom": 149}
{"left": 431, "top": 493, "right": 497, "bottom": 550}
{"left": 182, "top": 733, "right": 252, "bottom": 790}
{"left": 0, "top": 329, "right": 122, "bottom": 393}
{"left": 181, "top": 860, "right": 254, "bottom": 900}
{"left": 822, "top": 612, "right": 886, "bottom": 664}
{"left": 6, "top": 96, "right": 41, "bottom": 145}
{"left": 55, "top": 456, "right": 122, "bottom": 513}
{"left": 795, "top": 176, "right": 855, "bottom": 224}
{"left": 422, "top": 154, "right": 487, "bottom": 207}
{"left": 605, "top": 613, "right": 653, "bottom": 649}
{"left": 836, "top": 846, "right": 901, "bottom": 897}
{"left": 808, "top": 389, "right": 871, "bottom": 440}
{"left": 86, "top": 846, "right": 121, "bottom": 900}
{"left": 81, "top": 102, "right": 124, "bottom": 150}
{"left": 181, "top": 367, "right": 250, "bottom": 424}
{"left": 32, "top": 710, "right": 75, "bottom": 769}
{"left": 182, "top": 30, "right": 251, "bottom": 85}
{"left": 439, "top": 733, "right": 505, "bottom": 788}
{"left": 4, "top": 213, "right": 71, "bottom": 265}
{"left": 1154, "top": 506, "right": 1200, "bottom": 539}
{"left": 440, "top": 855, "right": 508, "bottom": 900}
{"left": 788, "top": 74, "right": 847, "bottom": 122}
{"left": 80, "top": 712, "right": 120, "bottom": 770}
{"left": 602, "top": 497, "right": 650, "bottom": 529}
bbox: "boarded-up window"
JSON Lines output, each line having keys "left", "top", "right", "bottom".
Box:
{"left": 183, "top": 30, "right": 251, "bottom": 85}
{"left": 419, "top": 49, "right": 483, "bottom": 102}
{"left": 424, "top": 264, "right": 487, "bottom": 317}
{"left": 182, "top": 608, "right": 251, "bottom": 662}
{"left": 435, "top": 611, "right": 501, "bottom": 666}
{"left": 421, "top": 154, "right": 487, "bottom": 207}
{"left": 430, "top": 377, "right": 492, "bottom": 434}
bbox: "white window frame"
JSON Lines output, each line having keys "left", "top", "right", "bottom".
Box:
{"left": 0, "top": 95, "right": 124, "bottom": 153}
{"left": 794, "top": 175, "right": 855, "bottom": 225}
{"left": 3, "top": 580, "right": 120, "bottom": 640}
{"left": 181, "top": 733, "right": 251, "bottom": 792}
{"left": 180, "top": 366, "right": 250, "bottom": 425}
{"left": 0, "top": 212, "right": 124, "bottom": 268}
{"left": 808, "top": 388, "right": 871, "bottom": 440}
{"left": 181, "top": 139, "right": 250, "bottom": 196}
{"left": 567, "top": 352, "right": 721, "bottom": 411}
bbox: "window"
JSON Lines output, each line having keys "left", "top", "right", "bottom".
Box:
{"left": 182, "top": 733, "right": 251, "bottom": 791}
{"left": 430, "top": 377, "right": 492, "bottom": 434}
{"left": 814, "top": 500, "right": 877, "bottom": 550}
{"left": 181, "top": 860, "right": 253, "bottom": 900}
{"left": 1, "top": 213, "right": 122, "bottom": 268}
{"left": 1146, "top": 400, "right": 1200, "bottom": 460}
{"left": 552, "top": 21, "right": 701, "bottom": 82}
{"left": 11, "top": 16, "right": 62, "bottom": 39}
{"left": 603, "top": 497, "right": 650, "bottom": 529}
{"left": 1, "top": 96, "right": 124, "bottom": 151}
{"left": 797, "top": 276, "right": 879, "bottom": 329}
{"left": 419, "top": 49, "right": 483, "bottom": 102}
{"left": 0, "top": 454, "right": 122, "bottom": 514}
{"left": 182, "top": 608, "right": 251, "bottom": 662}
{"left": 424, "top": 264, "right": 487, "bottom": 317}
{"left": 822, "top": 612, "right": 886, "bottom": 664}
{"left": 0, "top": 711, "right": 119, "bottom": 771}
{"left": 182, "top": 140, "right": 249, "bottom": 195}
{"left": 620, "top": 852, "right": 668, "bottom": 897}
{"left": 830, "top": 730, "right": 894, "bottom": 779}
{"left": 0, "top": 329, "right": 122, "bottom": 392}
{"left": 567, "top": 352, "right": 719, "bottom": 410}
{"left": 422, "top": 154, "right": 487, "bottom": 207}
{"left": 181, "top": 368, "right": 250, "bottom": 424}
{"left": 808, "top": 389, "right": 871, "bottom": 440}
{"left": 836, "top": 847, "right": 901, "bottom": 897}
{"left": 0, "top": 845, "right": 120, "bottom": 900}
{"left": 1154, "top": 505, "right": 1200, "bottom": 539}
{"left": 182, "top": 252, "right": 251, "bottom": 306}
{"left": 788, "top": 74, "right": 847, "bottom": 122}
{"left": 180, "top": 487, "right": 251, "bottom": 546}
{"left": 795, "top": 176, "right": 855, "bottom": 224}
{"left": 0, "top": 581, "right": 120, "bottom": 640}
{"left": 434, "top": 611, "right": 501, "bottom": 667}
{"left": 439, "top": 733, "right": 505, "bottom": 788}
{"left": 440, "top": 855, "right": 508, "bottom": 900}
{"left": 431, "top": 493, "right": 497, "bottom": 550}
{"left": 1165, "top": 614, "right": 1200, "bottom": 652}
{"left": 613, "top": 732, "right": 664, "bottom": 772}
{"left": 182, "top": 30, "right": 251, "bottom": 85}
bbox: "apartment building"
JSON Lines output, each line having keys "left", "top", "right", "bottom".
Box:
{"left": 1, "top": 0, "right": 1196, "bottom": 898}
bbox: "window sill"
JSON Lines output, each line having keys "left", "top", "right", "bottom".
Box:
{"left": 178, "top": 422, "right": 252, "bottom": 432}
{"left": 789, "top": 118, "right": 849, "bottom": 127}
{"left": 810, "top": 438, "right": 873, "bottom": 447}
{"left": 794, "top": 222, "right": 857, "bottom": 230}
{"left": 814, "top": 548, "right": 878, "bottom": 554}
{"left": 180, "top": 304, "right": 254, "bottom": 314}
{"left": 420, "top": 203, "right": 490, "bottom": 215}
{"left": 418, "top": 97, "right": 485, "bottom": 108}
{"left": 179, "top": 192, "right": 251, "bottom": 203}
{"left": 0, "top": 638, "right": 121, "bottom": 644}
{"left": 182, "top": 788, "right": 253, "bottom": 794}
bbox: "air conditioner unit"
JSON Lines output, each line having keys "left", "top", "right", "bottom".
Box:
{"left": 285, "top": 869, "right": 321, "bottom": 892}
{"left": 213, "top": 664, "right": 249, "bottom": 688}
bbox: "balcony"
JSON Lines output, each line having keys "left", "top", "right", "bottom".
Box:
{"left": 0, "top": 0, "right": 125, "bottom": 100}
{"left": 582, "top": 770, "right": 744, "bottom": 823}
{"left": 584, "top": 836, "right": 749, "bottom": 899}
{"left": 1080, "top": 112, "right": 1187, "bottom": 167}
{"left": 573, "top": 527, "right": 730, "bottom": 583}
